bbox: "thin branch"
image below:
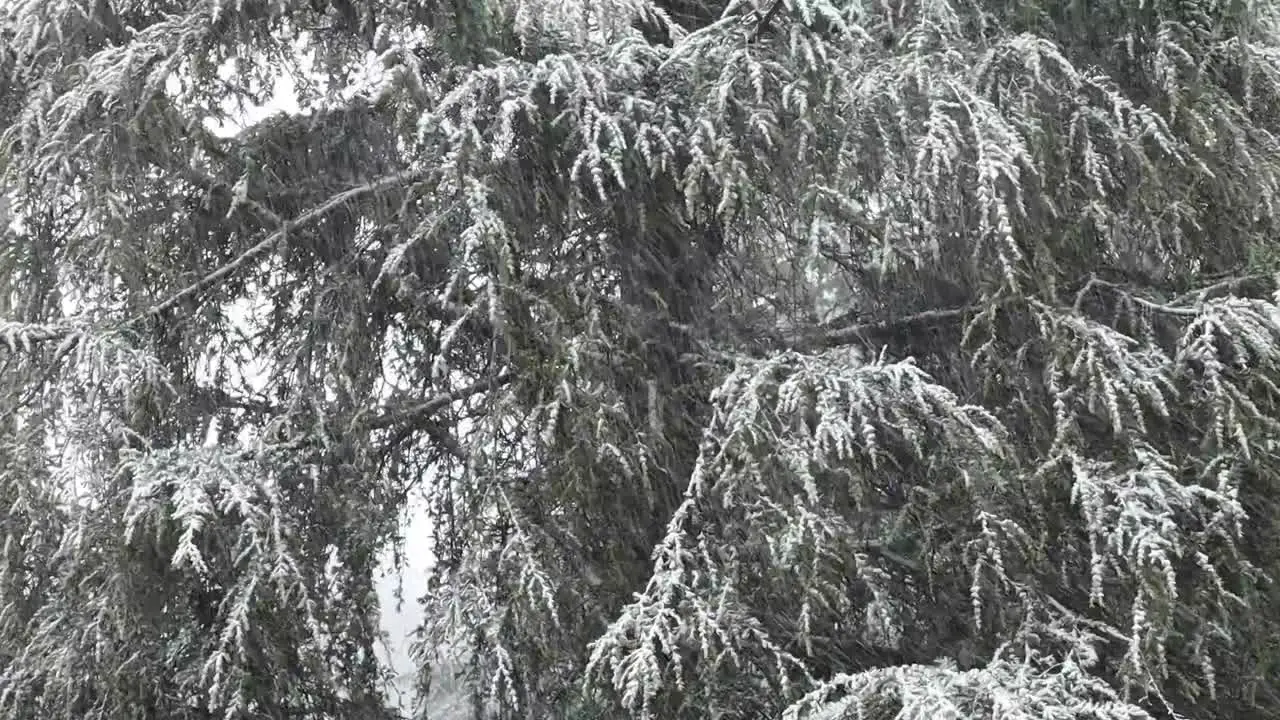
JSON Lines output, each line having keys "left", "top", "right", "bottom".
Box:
{"left": 861, "top": 540, "right": 921, "bottom": 573}
{"left": 421, "top": 418, "right": 469, "bottom": 462}
{"left": 362, "top": 370, "right": 516, "bottom": 431}
{"left": 1027, "top": 585, "right": 1129, "bottom": 645}
{"left": 1075, "top": 272, "right": 1277, "bottom": 316}
{"left": 0, "top": 165, "right": 434, "bottom": 359}
{"left": 145, "top": 168, "right": 428, "bottom": 319}
{"left": 789, "top": 306, "right": 972, "bottom": 351}
{"left": 1172, "top": 273, "right": 1274, "bottom": 306}
{"left": 1073, "top": 275, "right": 1198, "bottom": 316}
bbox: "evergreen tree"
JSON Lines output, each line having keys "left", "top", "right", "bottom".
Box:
{"left": 5, "top": 0, "right": 1280, "bottom": 718}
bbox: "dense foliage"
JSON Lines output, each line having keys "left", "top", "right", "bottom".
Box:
{"left": 5, "top": 0, "right": 1280, "bottom": 718}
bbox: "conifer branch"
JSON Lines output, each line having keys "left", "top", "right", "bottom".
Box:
{"left": 1073, "top": 275, "right": 1200, "bottom": 316}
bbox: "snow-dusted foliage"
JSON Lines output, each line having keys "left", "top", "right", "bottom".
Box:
{"left": 5, "top": 0, "right": 1280, "bottom": 718}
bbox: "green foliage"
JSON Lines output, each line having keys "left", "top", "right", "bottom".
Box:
{"left": 6, "top": 0, "right": 1280, "bottom": 719}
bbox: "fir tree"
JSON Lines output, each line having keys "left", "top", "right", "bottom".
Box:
{"left": 4, "top": 0, "right": 1280, "bottom": 719}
